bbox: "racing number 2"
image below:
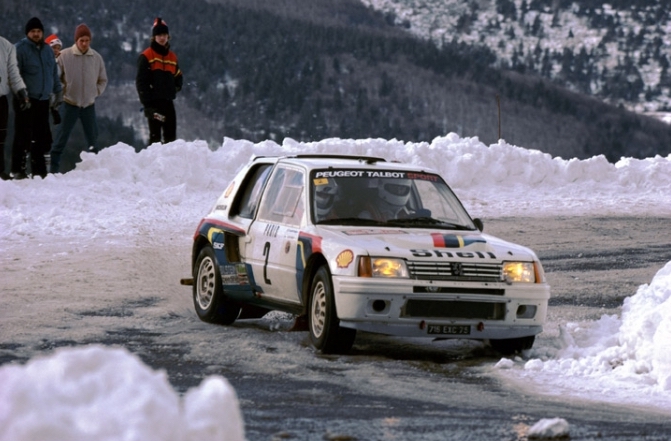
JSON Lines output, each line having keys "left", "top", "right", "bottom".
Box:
{"left": 263, "top": 241, "right": 272, "bottom": 285}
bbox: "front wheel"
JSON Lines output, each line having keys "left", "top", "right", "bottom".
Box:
{"left": 308, "top": 266, "right": 356, "bottom": 354}
{"left": 193, "top": 246, "right": 241, "bottom": 325}
{"left": 489, "top": 335, "right": 535, "bottom": 355}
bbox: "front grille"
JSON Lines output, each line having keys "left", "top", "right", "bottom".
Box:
{"left": 413, "top": 287, "right": 505, "bottom": 295}
{"left": 407, "top": 261, "right": 502, "bottom": 282}
{"left": 402, "top": 300, "right": 506, "bottom": 320}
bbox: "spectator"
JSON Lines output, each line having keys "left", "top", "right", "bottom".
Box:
{"left": 136, "top": 17, "right": 183, "bottom": 145}
{"left": 50, "top": 24, "right": 107, "bottom": 174}
{"left": 0, "top": 35, "right": 29, "bottom": 180}
{"left": 45, "top": 34, "right": 63, "bottom": 126}
{"left": 45, "top": 34, "right": 62, "bottom": 58}
{"left": 12, "top": 17, "right": 61, "bottom": 179}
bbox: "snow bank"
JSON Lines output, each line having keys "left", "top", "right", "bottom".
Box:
{"left": 0, "top": 345, "right": 244, "bottom": 441}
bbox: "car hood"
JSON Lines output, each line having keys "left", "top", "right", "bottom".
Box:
{"left": 315, "top": 226, "right": 537, "bottom": 261}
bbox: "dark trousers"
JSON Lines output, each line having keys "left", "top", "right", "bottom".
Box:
{"left": 147, "top": 99, "right": 176, "bottom": 145}
{"left": 0, "top": 95, "right": 7, "bottom": 174}
{"left": 12, "top": 97, "right": 51, "bottom": 178}
{"left": 50, "top": 102, "right": 98, "bottom": 173}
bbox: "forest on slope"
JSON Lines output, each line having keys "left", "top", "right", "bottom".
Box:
{"left": 3, "top": 0, "right": 671, "bottom": 168}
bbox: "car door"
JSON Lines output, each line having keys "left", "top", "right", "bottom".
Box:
{"left": 245, "top": 165, "right": 306, "bottom": 305}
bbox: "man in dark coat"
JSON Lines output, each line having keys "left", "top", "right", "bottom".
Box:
{"left": 136, "top": 17, "right": 183, "bottom": 146}
{"left": 13, "top": 17, "right": 62, "bottom": 179}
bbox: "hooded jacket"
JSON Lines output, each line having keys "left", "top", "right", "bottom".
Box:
{"left": 0, "top": 36, "right": 26, "bottom": 97}
{"left": 57, "top": 44, "right": 107, "bottom": 107}
{"left": 14, "top": 37, "right": 61, "bottom": 100}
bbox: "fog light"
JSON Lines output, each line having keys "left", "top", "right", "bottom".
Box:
{"left": 516, "top": 305, "right": 537, "bottom": 319}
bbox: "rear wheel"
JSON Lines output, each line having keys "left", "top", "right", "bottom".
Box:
{"left": 489, "top": 335, "right": 535, "bottom": 355}
{"left": 193, "top": 246, "right": 241, "bottom": 325}
{"left": 309, "top": 266, "right": 356, "bottom": 354}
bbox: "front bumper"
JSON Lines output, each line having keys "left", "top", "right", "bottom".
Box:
{"left": 332, "top": 276, "right": 550, "bottom": 340}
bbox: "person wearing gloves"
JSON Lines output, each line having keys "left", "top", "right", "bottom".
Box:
{"left": 0, "top": 35, "right": 29, "bottom": 180}
{"left": 50, "top": 24, "right": 107, "bottom": 174}
{"left": 12, "top": 17, "right": 62, "bottom": 179}
{"left": 136, "top": 17, "right": 183, "bottom": 146}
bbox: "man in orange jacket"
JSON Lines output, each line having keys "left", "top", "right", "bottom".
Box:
{"left": 136, "top": 17, "right": 183, "bottom": 146}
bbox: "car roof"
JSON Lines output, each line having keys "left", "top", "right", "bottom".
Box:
{"left": 251, "top": 154, "right": 436, "bottom": 173}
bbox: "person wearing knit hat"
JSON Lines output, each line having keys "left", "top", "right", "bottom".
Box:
{"left": 50, "top": 23, "right": 108, "bottom": 173}
{"left": 136, "top": 17, "right": 183, "bottom": 146}
{"left": 45, "top": 34, "right": 62, "bottom": 58}
{"left": 11, "top": 17, "right": 62, "bottom": 179}
{"left": 24, "top": 17, "right": 44, "bottom": 35}
{"left": 152, "top": 17, "right": 169, "bottom": 36}
{"left": 74, "top": 24, "right": 92, "bottom": 42}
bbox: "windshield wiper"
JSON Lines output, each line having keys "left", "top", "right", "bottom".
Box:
{"left": 386, "top": 217, "right": 474, "bottom": 230}
{"left": 316, "top": 217, "right": 387, "bottom": 226}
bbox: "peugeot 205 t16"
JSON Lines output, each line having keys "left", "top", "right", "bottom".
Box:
{"left": 182, "top": 155, "right": 550, "bottom": 354}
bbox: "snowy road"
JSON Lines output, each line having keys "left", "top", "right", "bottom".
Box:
{"left": 2, "top": 216, "right": 670, "bottom": 440}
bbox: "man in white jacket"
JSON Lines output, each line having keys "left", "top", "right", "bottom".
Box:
{"left": 50, "top": 23, "right": 107, "bottom": 174}
{"left": 0, "top": 35, "right": 29, "bottom": 180}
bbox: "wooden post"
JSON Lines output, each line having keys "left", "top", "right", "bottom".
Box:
{"left": 496, "top": 94, "right": 501, "bottom": 140}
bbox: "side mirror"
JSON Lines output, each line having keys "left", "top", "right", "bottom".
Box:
{"left": 473, "top": 218, "right": 484, "bottom": 232}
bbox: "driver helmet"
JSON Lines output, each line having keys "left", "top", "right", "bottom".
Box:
{"left": 378, "top": 178, "right": 412, "bottom": 206}
{"left": 314, "top": 178, "right": 338, "bottom": 217}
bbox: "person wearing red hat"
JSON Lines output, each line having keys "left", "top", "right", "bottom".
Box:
{"left": 136, "top": 17, "right": 183, "bottom": 146}
{"left": 50, "top": 23, "right": 107, "bottom": 173}
{"left": 45, "top": 34, "right": 62, "bottom": 58}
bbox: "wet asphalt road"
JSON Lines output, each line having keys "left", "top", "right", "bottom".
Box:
{"left": 2, "top": 216, "right": 671, "bottom": 440}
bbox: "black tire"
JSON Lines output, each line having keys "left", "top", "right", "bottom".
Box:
{"left": 308, "top": 266, "right": 356, "bottom": 354}
{"left": 489, "top": 335, "right": 535, "bottom": 355}
{"left": 193, "top": 246, "right": 241, "bottom": 325}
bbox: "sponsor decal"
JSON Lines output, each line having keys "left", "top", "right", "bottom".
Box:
{"left": 406, "top": 172, "right": 439, "bottom": 181}
{"left": 411, "top": 249, "right": 496, "bottom": 259}
{"left": 314, "top": 170, "right": 407, "bottom": 179}
{"left": 336, "top": 249, "right": 354, "bottom": 268}
{"left": 264, "top": 224, "right": 280, "bottom": 238}
{"left": 431, "top": 233, "right": 487, "bottom": 248}
{"left": 207, "top": 227, "right": 225, "bottom": 245}
{"left": 313, "top": 170, "right": 441, "bottom": 182}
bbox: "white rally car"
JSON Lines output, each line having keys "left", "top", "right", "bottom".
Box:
{"left": 184, "top": 155, "right": 550, "bottom": 354}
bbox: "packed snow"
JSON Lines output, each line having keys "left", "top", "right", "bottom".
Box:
{"left": 1, "top": 133, "right": 671, "bottom": 440}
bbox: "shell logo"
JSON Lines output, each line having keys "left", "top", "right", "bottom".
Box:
{"left": 336, "top": 250, "right": 354, "bottom": 268}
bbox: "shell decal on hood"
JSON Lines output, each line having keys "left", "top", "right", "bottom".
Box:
{"left": 431, "top": 233, "right": 487, "bottom": 248}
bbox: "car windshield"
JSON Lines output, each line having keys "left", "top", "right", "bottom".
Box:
{"left": 311, "top": 169, "right": 476, "bottom": 229}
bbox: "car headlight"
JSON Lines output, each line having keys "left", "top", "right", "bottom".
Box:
{"left": 358, "top": 257, "right": 409, "bottom": 278}
{"left": 502, "top": 261, "right": 536, "bottom": 283}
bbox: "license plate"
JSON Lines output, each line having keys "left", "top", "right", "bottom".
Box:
{"left": 427, "top": 324, "right": 471, "bottom": 335}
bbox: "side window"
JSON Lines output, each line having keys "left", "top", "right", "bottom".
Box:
{"left": 258, "top": 167, "right": 305, "bottom": 226}
{"left": 230, "top": 164, "right": 273, "bottom": 219}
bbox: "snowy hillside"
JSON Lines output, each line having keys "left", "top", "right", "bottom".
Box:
{"left": 361, "top": 0, "right": 671, "bottom": 115}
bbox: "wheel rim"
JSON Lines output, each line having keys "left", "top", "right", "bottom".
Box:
{"left": 310, "top": 280, "right": 327, "bottom": 339}
{"left": 196, "top": 256, "right": 216, "bottom": 310}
